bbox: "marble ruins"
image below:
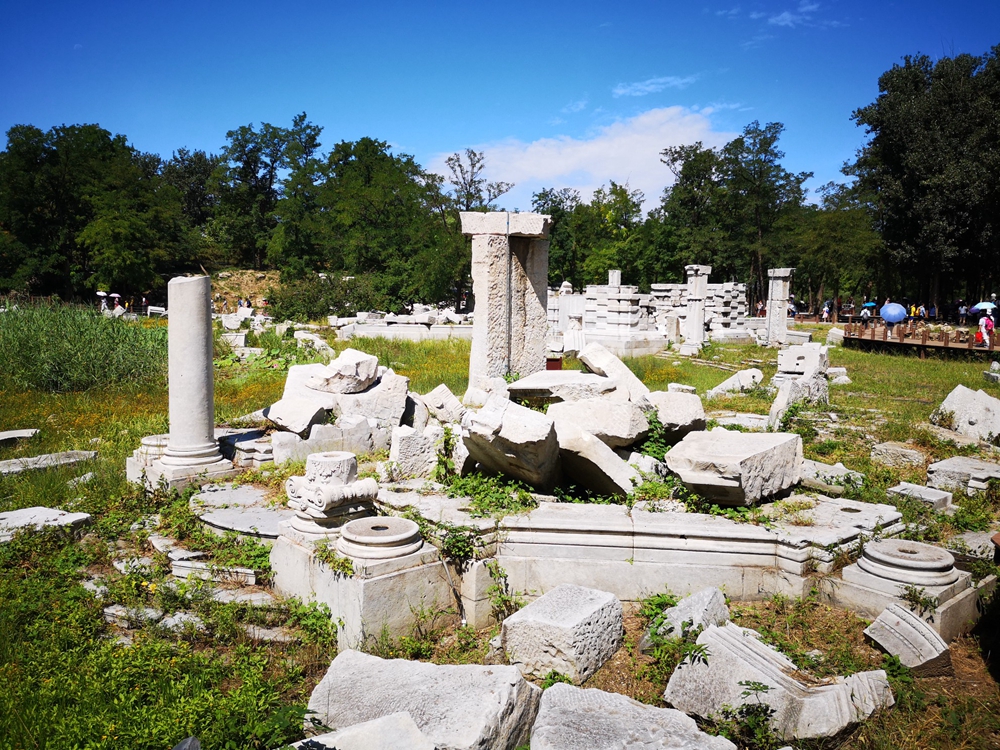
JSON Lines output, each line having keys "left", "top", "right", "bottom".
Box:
{"left": 103, "top": 224, "right": 1000, "bottom": 747}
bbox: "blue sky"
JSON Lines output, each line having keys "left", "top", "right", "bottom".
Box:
{"left": 2, "top": 1, "right": 998, "bottom": 211}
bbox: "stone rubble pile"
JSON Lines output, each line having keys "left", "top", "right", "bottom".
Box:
{"left": 767, "top": 343, "right": 830, "bottom": 429}
{"left": 932, "top": 384, "right": 1000, "bottom": 443}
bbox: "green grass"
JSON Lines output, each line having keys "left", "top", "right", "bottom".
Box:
{"left": 324, "top": 335, "right": 472, "bottom": 395}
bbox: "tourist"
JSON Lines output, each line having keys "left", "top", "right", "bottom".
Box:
{"left": 959, "top": 302, "right": 968, "bottom": 325}
{"left": 821, "top": 303, "right": 830, "bottom": 322}
{"left": 756, "top": 300, "right": 765, "bottom": 317}
{"left": 860, "top": 306, "right": 871, "bottom": 329}
{"left": 918, "top": 303, "right": 926, "bottom": 320}
{"left": 979, "top": 313, "right": 992, "bottom": 347}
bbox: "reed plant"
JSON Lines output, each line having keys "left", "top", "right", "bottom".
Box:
{"left": 0, "top": 302, "right": 167, "bottom": 392}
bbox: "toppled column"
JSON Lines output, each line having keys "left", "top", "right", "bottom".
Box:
{"left": 140, "top": 276, "right": 235, "bottom": 489}
{"left": 766, "top": 267, "right": 795, "bottom": 345}
{"left": 678, "top": 264, "right": 711, "bottom": 356}
{"left": 462, "top": 212, "right": 551, "bottom": 389}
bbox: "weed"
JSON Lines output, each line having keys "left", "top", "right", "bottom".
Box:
{"left": 711, "top": 681, "right": 782, "bottom": 750}
{"left": 432, "top": 425, "right": 457, "bottom": 483}
{"left": 540, "top": 670, "right": 573, "bottom": 689}
{"left": 899, "top": 584, "right": 938, "bottom": 621}
{"left": 636, "top": 412, "right": 671, "bottom": 461}
{"left": 484, "top": 560, "right": 525, "bottom": 620}
{"left": 447, "top": 473, "right": 538, "bottom": 518}
{"left": 312, "top": 540, "right": 355, "bottom": 577}
{"left": 439, "top": 524, "right": 478, "bottom": 570}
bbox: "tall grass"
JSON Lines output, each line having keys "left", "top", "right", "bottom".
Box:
{"left": 0, "top": 303, "right": 167, "bottom": 392}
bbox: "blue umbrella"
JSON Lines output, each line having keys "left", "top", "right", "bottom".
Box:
{"left": 971, "top": 302, "right": 996, "bottom": 313}
{"left": 880, "top": 303, "right": 907, "bottom": 324}
{"left": 862, "top": 302, "right": 877, "bottom": 308}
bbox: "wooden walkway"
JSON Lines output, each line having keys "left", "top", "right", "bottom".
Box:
{"left": 842, "top": 320, "right": 998, "bottom": 358}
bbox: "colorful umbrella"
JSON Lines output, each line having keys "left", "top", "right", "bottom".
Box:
{"left": 96, "top": 291, "right": 107, "bottom": 297}
{"left": 971, "top": 302, "right": 996, "bottom": 313}
{"left": 862, "top": 302, "right": 877, "bottom": 308}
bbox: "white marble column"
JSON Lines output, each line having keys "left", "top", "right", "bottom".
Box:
{"left": 766, "top": 268, "right": 795, "bottom": 346}
{"left": 142, "top": 275, "right": 235, "bottom": 489}
{"left": 161, "top": 276, "right": 223, "bottom": 466}
{"left": 461, "top": 212, "right": 551, "bottom": 389}
{"left": 679, "top": 264, "right": 712, "bottom": 356}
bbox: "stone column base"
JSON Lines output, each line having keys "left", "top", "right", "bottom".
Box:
{"left": 143, "top": 458, "right": 238, "bottom": 492}
{"left": 677, "top": 344, "right": 701, "bottom": 357}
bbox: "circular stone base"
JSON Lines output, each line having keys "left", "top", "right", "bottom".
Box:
{"left": 857, "top": 539, "right": 959, "bottom": 588}
{"left": 192, "top": 484, "right": 295, "bottom": 539}
{"left": 337, "top": 517, "right": 423, "bottom": 560}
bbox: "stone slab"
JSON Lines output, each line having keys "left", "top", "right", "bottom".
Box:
{"left": 307, "top": 649, "right": 540, "bottom": 750}
{"left": 927, "top": 456, "right": 1000, "bottom": 493}
{"left": 933, "top": 384, "right": 1000, "bottom": 443}
{"left": 506, "top": 370, "right": 617, "bottom": 403}
{"left": 0, "top": 428, "right": 39, "bottom": 446}
{"left": 578, "top": 343, "right": 650, "bottom": 403}
{"left": 502, "top": 583, "right": 623, "bottom": 683}
{"left": 646, "top": 391, "right": 706, "bottom": 443}
{"left": 886, "top": 482, "right": 952, "bottom": 511}
{"left": 0, "top": 450, "right": 96, "bottom": 476}
{"left": 548, "top": 398, "right": 648, "bottom": 449}
{"left": 530, "top": 683, "right": 736, "bottom": 750}
{"left": 191, "top": 483, "right": 294, "bottom": 538}
{"left": 0, "top": 506, "right": 92, "bottom": 542}
{"left": 871, "top": 442, "right": 925, "bottom": 468}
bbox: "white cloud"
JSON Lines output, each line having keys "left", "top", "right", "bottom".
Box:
{"left": 769, "top": 1, "right": 820, "bottom": 27}
{"left": 429, "top": 107, "right": 735, "bottom": 213}
{"left": 612, "top": 75, "right": 697, "bottom": 98}
{"left": 562, "top": 98, "right": 588, "bottom": 114}
{"left": 715, "top": 6, "right": 740, "bottom": 17}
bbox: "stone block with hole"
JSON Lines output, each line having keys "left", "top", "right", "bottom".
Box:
{"left": 501, "top": 583, "right": 622, "bottom": 683}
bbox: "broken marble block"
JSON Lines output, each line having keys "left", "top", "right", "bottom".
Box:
{"left": 578, "top": 342, "right": 650, "bottom": 404}
{"left": 337, "top": 369, "right": 410, "bottom": 430}
{"left": 555, "top": 421, "right": 641, "bottom": 497}
{"left": 664, "top": 624, "right": 894, "bottom": 740}
{"left": 639, "top": 587, "right": 729, "bottom": 653}
{"left": 462, "top": 394, "right": 560, "bottom": 490}
{"left": 646, "top": 391, "right": 707, "bottom": 443}
{"left": 870, "top": 442, "right": 924, "bottom": 468}
{"left": 706, "top": 368, "right": 764, "bottom": 398}
{"left": 530, "top": 683, "right": 736, "bottom": 750}
{"left": 389, "top": 424, "right": 440, "bottom": 479}
{"left": 305, "top": 348, "right": 379, "bottom": 394}
{"left": 864, "top": 604, "right": 952, "bottom": 677}
{"left": 0, "top": 506, "right": 92, "bottom": 543}
{"left": 292, "top": 712, "right": 434, "bottom": 750}
{"left": 502, "top": 584, "right": 623, "bottom": 683}
{"left": 932, "top": 384, "right": 1000, "bottom": 443}
{"left": 423, "top": 383, "right": 466, "bottom": 425}
{"left": 264, "top": 397, "right": 327, "bottom": 436}
{"left": 505, "top": 370, "right": 617, "bottom": 404}
{"left": 307, "top": 650, "right": 540, "bottom": 750}
{"left": 886, "top": 482, "right": 952, "bottom": 511}
{"left": 664, "top": 429, "right": 803, "bottom": 505}
{"left": 271, "top": 416, "right": 374, "bottom": 465}
{"left": 547, "top": 397, "right": 649, "bottom": 449}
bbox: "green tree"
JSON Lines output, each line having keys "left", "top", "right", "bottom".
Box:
{"left": 718, "top": 121, "right": 811, "bottom": 299}
{"left": 848, "top": 47, "right": 1000, "bottom": 306}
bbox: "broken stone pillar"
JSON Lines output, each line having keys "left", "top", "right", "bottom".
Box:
{"left": 144, "top": 276, "right": 235, "bottom": 489}
{"left": 766, "top": 267, "right": 795, "bottom": 345}
{"left": 679, "top": 264, "right": 711, "bottom": 356}
{"left": 461, "top": 212, "right": 551, "bottom": 389}
{"left": 607, "top": 269, "right": 622, "bottom": 287}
